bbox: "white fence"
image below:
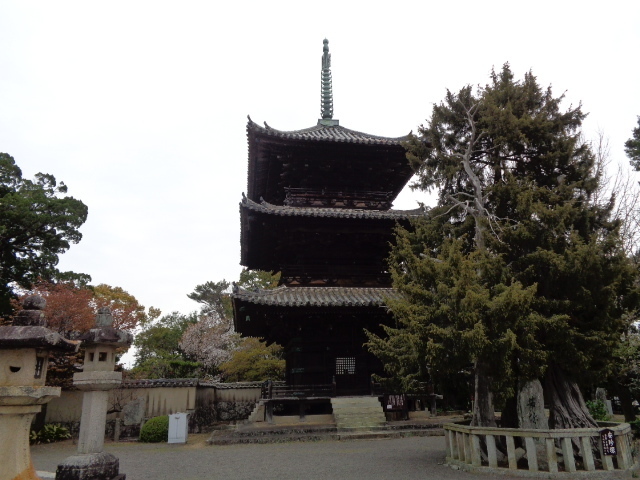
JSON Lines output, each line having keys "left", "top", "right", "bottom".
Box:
{"left": 444, "top": 421, "right": 634, "bottom": 475}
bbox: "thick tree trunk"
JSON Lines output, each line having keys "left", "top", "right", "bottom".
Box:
{"left": 471, "top": 359, "right": 497, "bottom": 427}
{"left": 500, "top": 395, "right": 518, "bottom": 428}
{"left": 545, "top": 364, "right": 597, "bottom": 429}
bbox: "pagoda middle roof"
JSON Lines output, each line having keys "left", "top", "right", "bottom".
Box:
{"left": 232, "top": 285, "right": 401, "bottom": 308}
{"left": 241, "top": 196, "right": 423, "bottom": 220}
{"left": 248, "top": 117, "right": 410, "bottom": 145}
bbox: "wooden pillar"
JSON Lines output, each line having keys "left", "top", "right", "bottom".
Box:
{"left": 561, "top": 437, "right": 576, "bottom": 473}
{"left": 463, "top": 433, "right": 471, "bottom": 463}
{"left": 486, "top": 434, "right": 498, "bottom": 468}
{"left": 456, "top": 432, "right": 465, "bottom": 462}
{"left": 616, "top": 433, "right": 631, "bottom": 470}
{"left": 598, "top": 435, "right": 615, "bottom": 471}
{"left": 505, "top": 435, "right": 517, "bottom": 470}
{"left": 580, "top": 436, "right": 595, "bottom": 471}
{"left": 545, "top": 438, "right": 558, "bottom": 473}
{"left": 524, "top": 436, "right": 538, "bottom": 471}
{"left": 470, "top": 434, "right": 482, "bottom": 467}
{"left": 448, "top": 430, "right": 458, "bottom": 459}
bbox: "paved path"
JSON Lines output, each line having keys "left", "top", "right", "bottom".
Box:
{"left": 31, "top": 434, "right": 525, "bottom": 480}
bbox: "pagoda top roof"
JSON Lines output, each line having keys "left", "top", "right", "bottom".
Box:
{"left": 241, "top": 195, "right": 423, "bottom": 220}
{"left": 246, "top": 118, "right": 413, "bottom": 205}
{"left": 232, "top": 285, "right": 400, "bottom": 308}
{"left": 247, "top": 116, "right": 409, "bottom": 146}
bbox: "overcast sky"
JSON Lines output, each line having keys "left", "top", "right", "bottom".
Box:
{"left": 1, "top": 1, "right": 639, "bottom": 329}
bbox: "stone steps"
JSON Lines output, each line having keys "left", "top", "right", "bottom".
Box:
{"left": 331, "top": 396, "right": 387, "bottom": 432}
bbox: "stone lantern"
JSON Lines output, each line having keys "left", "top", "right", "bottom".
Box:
{"left": 0, "top": 295, "right": 78, "bottom": 480}
{"left": 56, "top": 307, "right": 133, "bottom": 480}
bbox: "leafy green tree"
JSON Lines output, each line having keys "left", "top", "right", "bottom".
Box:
{"left": 0, "top": 153, "right": 89, "bottom": 315}
{"left": 130, "top": 311, "right": 198, "bottom": 378}
{"left": 187, "top": 280, "right": 232, "bottom": 319}
{"left": 180, "top": 270, "right": 282, "bottom": 380}
{"left": 368, "top": 64, "right": 638, "bottom": 428}
{"left": 625, "top": 116, "right": 640, "bottom": 170}
{"left": 219, "top": 337, "right": 285, "bottom": 382}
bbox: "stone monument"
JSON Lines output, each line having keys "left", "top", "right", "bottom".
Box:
{"left": 56, "top": 308, "right": 133, "bottom": 480}
{"left": 0, "top": 295, "right": 78, "bottom": 480}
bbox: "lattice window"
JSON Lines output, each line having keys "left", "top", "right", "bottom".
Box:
{"left": 336, "top": 357, "right": 355, "bottom": 375}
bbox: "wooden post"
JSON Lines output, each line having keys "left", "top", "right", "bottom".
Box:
{"left": 598, "top": 435, "right": 615, "bottom": 471}
{"left": 616, "top": 433, "right": 630, "bottom": 470}
{"left": 448, "top": 430, "right": 458, "bottom": 459}
{"left": 444, "top": 428, "right": 450, "bottom": 457}
{"left": 471, "top": 434, "right": 482, "bottom": 467}
{"left": 580, "top": 436, "right": 595, "bottom": 471}
{"left": 506, "top": 435, "right": 517, "bottom": 470}
{"left": 463, "top": 433, "right": 472, "bottom": 463}
{"left": 456, "top": 432, "right": 466, "bottom": 462}
{"left": 561, "top": 437, "right": 576, "bottom": 473}
{"left": 546, "top": 438, "right": 558, "bottom": 473}
{"left": 524, "top": 436, "right": 538, "bottom": 471}
{"left": 486, "top": 434, "right": 498, "bottom": 468}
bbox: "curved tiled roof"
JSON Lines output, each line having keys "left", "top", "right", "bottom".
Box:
{"left": 247, "top": 116, "right": 410, "bottom": 145}
{"left": 121, "top": 378, "right": 199, "bottom": 388}
{"left": 232, "top": 285, "right": 400, "bottom": 307}
{"left": 0, "top": 326, "right": 79, "bottom": 352}
{"left": 241, "top": 196, "right": 423, "bottom": 220}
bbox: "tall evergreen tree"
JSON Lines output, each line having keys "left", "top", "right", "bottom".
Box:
{"left": 0, "top": 153, "right": 89, "bottom": 315}
{"left": 625, "top": 116, "right": 640, "bottom": 170}
{"left": 368, "top": 65, "right": 638, "bottom": 428}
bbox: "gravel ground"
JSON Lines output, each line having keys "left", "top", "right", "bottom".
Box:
{"left": 30, "top": 434, "right": 509, "bottom": 480}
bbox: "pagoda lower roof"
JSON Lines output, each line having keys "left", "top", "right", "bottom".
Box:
{"left": 232, "top": 285, "right": 400, "bottom": 308}
{"left": 242, "top": 196, "right": 423, "bottom": 220}
{"left": 249, "top": 117, "right": 409, "bottom": 145}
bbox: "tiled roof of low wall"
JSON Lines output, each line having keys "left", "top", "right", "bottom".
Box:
{"left": 120, "top": 379, "right": 285, "bottom": 389}
{"left": 121, "top": 378, "right": 199, "bottom": 388}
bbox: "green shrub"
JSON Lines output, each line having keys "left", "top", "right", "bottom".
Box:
{"left": 30, "top": 424, "right": 71, "bottom": 444}
{"left": 586, "top": 400, "right": 610, "bottom": 421}
{"left": 629, "top": 420, "right": 640, "bottom": 439}
{"left": 140, "top": 415, "right": 169, "bottom": 443}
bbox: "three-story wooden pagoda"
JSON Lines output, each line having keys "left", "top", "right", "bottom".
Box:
{"left": 233, "top": 39, "right": 419, "bottom": 395}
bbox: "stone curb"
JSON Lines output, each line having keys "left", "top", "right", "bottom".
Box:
{"left": 208, "top": 425, "right": 444, "bottom": 445}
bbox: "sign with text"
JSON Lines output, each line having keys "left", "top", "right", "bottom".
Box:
{"left": 600, "top": 428, "right": 617, "bottom": 456}
{"left": 384, "top": 394, "right": 407, "bottom": 412}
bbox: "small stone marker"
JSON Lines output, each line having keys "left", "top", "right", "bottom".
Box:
{"left": 168, "top": 412, "right": 189, "bottom": 444}
{"left": 600, "top": 428, "right": 617, "bottom": 456}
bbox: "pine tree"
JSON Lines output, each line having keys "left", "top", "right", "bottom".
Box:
{"left": 368, "top": 64, "right": 638, "bottom": 428}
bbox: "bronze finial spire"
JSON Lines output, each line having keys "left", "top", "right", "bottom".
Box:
{"left": 319, "top": 39, "right": 338, "bottom": 125}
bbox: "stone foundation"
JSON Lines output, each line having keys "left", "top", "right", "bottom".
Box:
{"left": 55, "top": 452, "right": 122, "bottom": 480}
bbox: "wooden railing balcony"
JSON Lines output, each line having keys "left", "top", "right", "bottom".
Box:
{"left": 444, "top": 421, "right": 635, "bottom": 475}
{"left": 261, "top": 381, "right": 336, "bottom": 399}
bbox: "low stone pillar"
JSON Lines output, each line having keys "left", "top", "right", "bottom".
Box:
{"left": 0, "top": 295, "right": 78, "bottom": 480}
{"left": 56, "top": 308, "right": 132, "bottom": 480}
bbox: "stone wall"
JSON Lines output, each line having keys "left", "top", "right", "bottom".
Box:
{"left": 42, "top": 380, "right": 265, "bottom": 436}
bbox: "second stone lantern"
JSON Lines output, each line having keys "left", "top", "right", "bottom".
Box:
{"left": 56, "top": 307, "right": 133, "bottom": 480}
